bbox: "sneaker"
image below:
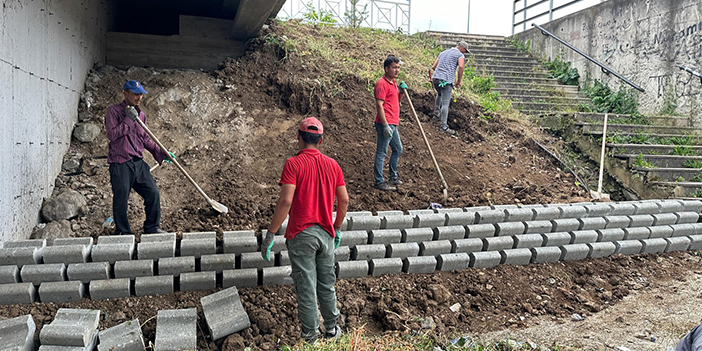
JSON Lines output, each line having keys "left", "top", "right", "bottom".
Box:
{"left": 324, "top": 326, "right": 342, "bottom": 340}
{"left": 144, "top": 228, "right": 167, "bottom": 234}
{"left": 441, "top": 127, "right": 456, "bottom": 135}
{"left": 388, "top": 178, "right": 403, "bottom": 186}
{"left": 375, "top": 182, "right": 396, "bottom": 191}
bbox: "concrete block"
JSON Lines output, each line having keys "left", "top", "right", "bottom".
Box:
{"left": 474, "top": 210, "right": 505, "bottom": 224}
{"left": 238, "top": 252, "right": 274, "bottom": 270}
{"left": 665, "top": 237, "right": 691, "bottom": 252}
{"left": 381, "top": 215, "right": 414, "bottom": 230}
{"left": 401, "top": 228, "right": 434, "bottom": 243}
{"left": 670, "top": 224, "right": 696, "bottom": 237}
{"left": 369, "top": 258, "right": 403, "bottom": 276}
{"left": 114, "top": 260, "right": 153, "bottom": 280}
{"left": 97, "top": 319, "right": 145, "bottom": 351}
{"left": 351, "top": 244, "right": 387, "bottom": 260}
{"left": 680, "top": 199, "right": 702, "bottom": 213}
{"left": 523, "top": 220, "right": 553, "bottom": 234}
{"left": 596, "top": 228, "right": 626, "bottom": 242}
{"left": 694, "top": 223, "right": 702, "bottom": 234}
{"left": 559, "top": 206, "right": 587, "bottom": 219}
{"left": 335, "top": 247, "right": 350, "bottom": 262}
{"left": 641, "top": 238, "right": 667, "bottom": 254}
{"left": 465, "top": 223, "right": 496, "bottom": 238}
{"left": 588, "top": 242, "right": 617, "bottom": 258}
{"left": 339, "top": 231, "right": 369, "bottom": 247}
{"left": 513, "top": 234, "right": 543, "bottom": 248}
{"left": 0, "top": 283, "right": 37, "bottom": 304}
{"left": 376, "top": 210, "right": 405, "bottom": 217}
{"left": 262, "top": 266, "right": 293, "bottom": 285}
{"left": 270, "top": 234, "right": 287, "bottom": 253}
{"left": 451, "top": 238, "right": 483, "bottom": 253}
{"left": 0, "top": 314, "right": 35, "bottom": 351}
{"left": 494, "top": 222, "right": 525, "bottom": 236}
{"left": 154, "top": 309, "right": 197, "bottom": 351}
{"left": 201, "top": 287, "right": 250, "bottom": 340}
{"left": 401, "top": 256, "right": 437, "bottom": 274}
{"left": 182, "top": 232, "right": 216, "bottom": 240}
{"left": 277, "top": 251, "right": 290, "bottom": 266}
{"left": 658, "top": 200, "right": 683, "bottom": 213}
{"left": 67, "top": 262, "right": 110, "bottom": 284}
{"left": 386, "top": 243, "right": 420, "bottom": 259}
{"left": 179, "top": 238, "right": 216, "bottom": 258}
{"left": 135, "top": 275, "right": 173, "bottom": 297}
{"left": 530, "top": 247, "right": 562, "bottom": 263}
{"left": 223, "top": 231, "right": 258, "bottom": 254}
{"left": 628, "top": 214, "right": 655, "bottom": 228}
{"left": 541, "top": 232, "right": 572, "bottom": 246}
{"left": 38, "top": 281, "right": 85, "bottom": 303}
{"left": 688, "top": 235, "right": 702, "bottom": 250}
{"left": 615, "top": 240, "right": 644, "bottom": 255}
{"left": 532, "top": 207, "right": 560, "bottom": 220}
{"left": 550, "top": 218, "right": 580, "bottom": 232}
{"left": 571, "top": 230, "right": 598, "bottom": 244}
{"left": 633, "top": 201, "right": 660, "bottom": 215}
{"left": 649, "top": 226, "right": 674, "bottom": 238}
{"left": 137, "top": 241, "right": 175, "bottom": 261}
{"left": 180, "top": 271, "right": 216, "bottom": 292}
{"left": 436, "top": 253, "right": 470, "bottom": 271}
{"left": 43, "top": 245, "right": 91, "bottom": 264}
{"left": 623, "top": 227, "right": 650, "bottom": 240}
{"left": 347, "top": 211, "right": 374, "bottom": 217}
{"left": 609, "top": 203, "right": 636, "bottom": 216}
{"left": 223, "top": 269, "right": 259, "bottom": 288}
{"left": 4, "top": 239, "right": 46, "bottom": 249}
{"left": 336, "top": 261, "right": 369, "bottom": 279}
{"left": 369, "top": 229, "right": 402, "bottom": 245}
{"left": 202, "top": 253, "right": 238, "bottom": 271}
{"left": 445, "top": 211, "right": 475, "bottom": 226}
{"left": 20, "top": 263, "right": 67, "bottom": 284}
{"left": 583, "top": 204, "right": 612, "bottom": 217}
{"left": 419, "top": 241, "right": 452, "bottom": 256}
{"left": 433, "top": 226, "right": 466, "bottom": 241}
{"left": 158, "top": 256, "right": 195, "bottom": 277}
{"left": 504, "top": 208, "right": 534, "bottom": 222}
{"left": 519, "top": 204, "right": 546, "bottom": 209}
{"left": 604, "top": 216, "right": 631, "bottom": 229}
{"left": 413, "top": 213, "right": 447, "bottom": 228}
{"left": 407, "top": 209, "right": 436, "bottom": 216}
{"left": 140, "top": 233, "right": 176, "bottom": 243}
{"left": 469, "top": 251, "right": 501, "bottom": 268}
{"left": 499, "top": 248, "right": 532, "bottom": 265}
{"left": 652, "top": 213, "right": 678, "bottom": 226}
{"left": 578, "top": 217, "right": 606, "bottom": 230}
{"left": 40, "top": 309, "right": 100, "bottom": 347}
{"left": 275, "top": 218, "right": 288, "bottom": 235}
{"left": 676, "top": 212, "right": 700, "bottom": 224}
{"left": 436, "top": 207, "right": 464, "bottom": 214}
{"left": 0, "top": 265, "right": 20, "bottom": 284}
{"left": 97, "top": 235, "right": 135, "bottom": 245}
{"left": 91, "top": 244, "right": 134, "bottom": 264}
{"left": 89, "top": 278, "right": 131, "bottom": 300}
{"left": 0, "top": 247, "right": 42, "bottom": 267}
{"left": 560, "top": 244, "right": 590, "bottom": 261}
{"left": 53, "top": 237, "right": 92, "bottom": 246}
{"left": 491, "top": 204, "right": 518, "bottom": 210}
{"left": 348, "top": 216, "right": 381, "bottom": 231}
{"left": 482, "top": 236, "right": 515, "bottom": 251}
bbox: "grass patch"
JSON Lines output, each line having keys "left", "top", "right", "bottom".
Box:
{"left": 583, "top": 80, "right": 639, "bottom": 115}
{"left": 692, "top": 174, "right": 702, "bottom": 182}
{"left": 684, "top": 159, "right": 702, "bottom": 168}
{"left": 673, "top": 145, "right": 696, "bottom": 156}
{"left": 542, "top": 51, "right": 580, "bottom": 86}
{"left": 633, "top": 154, "right": 655, "bottom": 168}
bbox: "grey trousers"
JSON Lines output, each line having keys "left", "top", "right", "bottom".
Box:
{"left": 433, "top": 78, "right": 453, "bottom": 130}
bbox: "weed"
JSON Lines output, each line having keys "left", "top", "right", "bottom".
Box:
{"left": 666, "top": 136, "right": 694, "bottom": 146}
{"left": 676, "top": 176, "right": 686, "bottom": 182}
{"left": 542, "top": 51, "right": 580, "bottom": 85}
{"left": 673, "top": 145, "right": 696, "bottom": 156}
{"left": 344, "top": 0, "right": 369, "bottom": 29}
{"left": 660, "top": 83, "right": 679, "bottom": 116}
{"left": 610, "top": 114, "right": 652, "bottom": 125}
{"left": 690, "top": 190, "right": 702, "bottom": 197}
{"left": 693, "top": 174, "right": 702, "bottom": 182}
{"left": 633, "top": 154, "right": 655, "bottom": 168}
{"left": 303, "top": 2, "right": 338, "bottom": 25}
{"left": 577, "top": 103, "right": 592, "bottom": 112}
{"left": 506, "top": 37, "right": 532, "bottom": 54}
{"left": 464, "top": 67, "right": 495, "bottom": 95}
{"left": 480, "top": 91, "right": 512, "bottom": 114}
{"left": 628, "top": 133, "right": 654, "bottom": 144}
{"left": 684, "top": 159, "right": 702, "bottom": 168}
{"left": 583, "top": 80, "right": 639, "bottom": 115}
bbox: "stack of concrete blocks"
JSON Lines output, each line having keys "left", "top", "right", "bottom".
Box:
{"left": 39, "top": 309, "right": 100, "bottom": 351}
{"left": 201, "top": 286, "right": 251, "bottom": 340}
{"left": 0, "top": 315, "right": 35, "bottom": 351}
{"left": 154, "top": 309, "right": 197, "bottom": 351}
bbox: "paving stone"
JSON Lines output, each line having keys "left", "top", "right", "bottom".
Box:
{"left": 158, "top": 256, "right": 195, "bottom": 277}
{"left": 179, "top": 237, "right": 216, "bottom": 258}
{"left": 614, "top": 240, "right": 644, "bottom": 255}
{"left": 469, "top": 251, "right": 501, "bottom": 268}
{"left": 0, "top": 265, "right": 20, "bottom": 284}
{"left": 432, "top": 226, "right": 466, "bottom": 241}
{"left": 513, "top": 234, "right": 543, "bottom": 248}
{"left": 596, "top": 228, "right": 626, "bottom": 242}
{"left": 530, "top": 246, "right": 562, "bottom": 263}
{"left": 223, "top": 231, "right": 258, "bottom": 254}
{"left": 89, "top": 279, "right": 131, "bottom": 300}
{"left": 413, "top": 213, "right": 447, "bottom": 228}
{"left": 633, "top": 201, "right": 661, "bottom": 215}
{"left": 336, "top": 261, "right": 369, "bottom": 278}
{"left": 676, "top": 212, "right": 701, "bottom": 224}
{"left": 277, "top": 251, "right": 290, "bottom": 266}
{"left": 348, "top": 216, "right": 381, "bottom": 231}
{"left": 500, "top": 248, "right": 533, "bottom": 265}
{"left": 559, "top": 206, "right": 587, "bottom": 219}
{"left": 651, "top": 213, "right": 678, "bottom": 226}
{"left": 97, "top": 235, "right": 135, "bottom": 246}
{"left": 180, "top": 271, "right": 216, "bottom": 292}
{"left": 609, "top": 203, "right": 636, "bottom": 216}
{"left": 407, "top": 209, "right": 436, "bottom": 216}
{"left": 262, "top": 266, "right": 293, "bottom": 285}
{"left": 450, "top": 238, "right": 483, "bottom": 253}
{"left": 376, "top": 210, "right": 405, "bottom": 217}
{"left": 0, "top": 247, "right": 43, "bottom": 267}
{"left": 436, "top": 208, "right": 464, "bottom": 214}
{"left": 474, "top": 210, "right": 505, "bottom": 224}
{"left": 137, "top": 242, "right": 175, "bottom": 261}
{"left": 368, "top": 229, "right": 402, "bottom": 245}
{"left": 603, "top": 215, "right": 632, "bottom": 229}
{"left": 401, "top": 228, "right": 434, "bottom": 243}
{"left": 465, "top": 223, "right": 496, "bottom": 238}
{"left": 202, "top": 253, "right": 238, "bottom": 271}
{"left": 201, "top": 287, "right": 250, "bottom": 340}
{"left": 649, "top": 225, "right": 674, "bottom": 238}
{"left": 640, "top": 238, "right": 667, "bottom": 254}
{"left": 419, "top": 241, "right": 452, "bottom": 256}
{"left": 369, "top": 258, "right": 403, "bottom": 277}
{"left": 0, "top": 314, "right": 35, "bottom": 351}
{"left": 680, "top": 199, "right": 702, "bottom": 213}
{"left": 494, "top": 222, "right": 525, "bottom": 236}
{"left": 351, "top": 244, "right": 387, "bottom": 260}
{"left": 97, "top": 318, "right": 145, "bottom": 351}
{"left": 578, "top": 217, "right": 606, "bottom": 230}
{"left": 532, "top": 207, "right": 561, "bottom": 221}
{"left": 401, "top": 256, "right": 437, "bottom": 274}
{"left": 445, "top": 211, "right": 476, "bottom": 226}
{"left": 560, "top": 244, "right": 590, "bottom": 261}
{"left": 504, "top": 208, "right": 534, "bottom": 222}
{"left": 623, "top": 227, "right": 651, "bottom": 240}
{"left": 380, "top": 215, "right": 414, "bottom": 230}
{"left": 135, "top": 275, "right": 173, "bottom": 297}
{"left": 114, "top": 260, "right": 153, "bottom": 280}
{"left": 550, "top": 218, "right": 580, "bottom": 232}
{"left": 39, "top": 281, "right": 85, "bottom": 303}
{"left": 541, "top": 232, "right": 572, "bottom": 246}
{"left": 583, "top": 204, "right": 612, "bottom": 217}
{"left": 0, "top": 283, "right": 37, "bottom": 304}
{"left": 588, "top": 242, "right": 617, "bottom": 258}
{"left": 665, "top": 237, "right": 691, "bottom": 252}
{"left": 154, "top": 309, "right": 197, "bottom": 351}
{"left": 335, "top": 246, "right": 350, "bottom": 262}
{"left": 436, "top": 253, "right": 470, "bottom": 271}
{"left": 339, "top": 231, "right": 369, "bottom": 247}
{"left": 482, "top": 236, "right": 515, "bottom": 251}
{"left": 523, "top": 220, "right": 553, "bottom": 234}
{"left": 670, "top": 223, "right": 696, "bottom": 237}
{"left": 20, "top": 263, "right": 67, "bottom": 284}
{"left": 628, "top": 214, "right": 655, "bottom": 228}
{"left": 40, "top": 308, "right": 100, "bottom": 347}
{"left": 91, "top": 244, "right": 135, "bottom": 264}
{"left": 223, "top": 269, "right": 259, "bottom": 288}
{"left": 386, "top": 243, "right": 420, "bottom": 258}
{"left": 688, "top": 235, "right": 702, "bottom": 250}
{"left": 571, "top": 230, "right": 598, "bottom": 244}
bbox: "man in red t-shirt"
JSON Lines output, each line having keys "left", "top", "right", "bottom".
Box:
{"left": 261, "top": 117, "right": 349, "bottom": 343}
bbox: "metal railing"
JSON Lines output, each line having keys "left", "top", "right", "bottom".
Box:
{"left": 512, "top": 0, "right": 606, "bottom": 35}
{"left": 278, "top": 0, "right": 410, "bottom": 33}
{"left": 533, "top": 23, "right": 645, "bottom": 92}
{"left": 680, "top": 65, "right": 702, "bottom": 84}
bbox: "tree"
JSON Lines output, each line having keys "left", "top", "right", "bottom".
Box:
{"left": 344, "top": 0, "right": 369, "bottom": 30}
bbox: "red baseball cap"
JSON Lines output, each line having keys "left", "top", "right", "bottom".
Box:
{"left": 299, "top": 117, "right": 323, "bottom": 135}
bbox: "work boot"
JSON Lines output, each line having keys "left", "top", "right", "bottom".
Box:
{"left": 441, "top": 127, "right": 456, "bottom": 135}
{"left": 388, "top": 178, "right": 403, "bottom": 186}
{"left": 324, "top": 326, "right": 342, "bottom": 340}
{"left": 375, "top": 182, "right": 396, "bottom": 191}
{"left": 144, "top": 228, "right": 167, "bottom": 234}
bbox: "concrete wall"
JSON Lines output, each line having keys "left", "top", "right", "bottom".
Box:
{"left": 0, "top": 1, "right": 108, "bottom": 242}
{"left": 516, "top": 0, "right": 702, "bottom": 117}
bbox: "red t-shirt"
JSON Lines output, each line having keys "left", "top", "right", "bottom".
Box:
{"left": 374, "top": 76, "right": 400, "bottom": 125}
{"left": 279, "top": 148, "right": 346, "bottom": 239}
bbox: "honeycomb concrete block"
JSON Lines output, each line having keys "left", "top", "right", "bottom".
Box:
{"left": 38, "top": 281, "right": 85, "bottom": 303}
{"left": 0, "top": 314, "right": 35, "bottom": 351}
{"left": 0, "top": 283, "right": 37, "bottom": 304}
{"left": 401, "top": 228, "right": 434, "bottom": 243}
{"left": 513, "top": 234, "right": 543, "bottom": 249}
{"left": 494, "top": 222, "right": 525, "bottom": 236}
{"left": 381, "top": 215, "right": 414, "bottom": 230}
{"left": 451, "top": 238, "right": 483, "bottom": 254}
{"left": 665, "top": 237, "right": 691, "bottom": 252}
{"left": 140, "top": 233, "right": 176, "bottom": 243}
{"left": 203, "top": 253, "right": 238, "bottom": 271}
{"left": 688, "top": 235, "right": 702, "bottom": 250}
{"left": 180, "top": 271, "right": 216, "bottom": 292}
{"left": 89, "top": 278, "right": 131, "bottom": 300}
{"left": 179, "top": 237, "right": 216, "bottom": 258}
{"left": 596, "top": 228, "right": 626, "bottom": 242}
{"left": 571, "top": 230, "right": 598, "bottom": 244}
{"left": 609, "top": 203, "right": 636, "bottom": 216}
{"left": 223, "top": 231, "right": 258, "bottom": 254}
{"left": 347, "top": 211, "right": 374, "bottom": 217}
{"left": 542, "top": 232, "right": 572, "bottom": 246}
{"left": 386, "top": 243, "right": 420, "bottom": 259}
{"left": 504, "top": 208, "right": 534, "bottom": 222}
{"left": 135, "top": 275, "right": 173, "bottom": 297}
{"left": 640, "top": 238, "right": 667, "bottom": 254}
{"left": 436, "top": 253, "right": 470, "bottom": 271}
{"left": 693, "top": 223, "right": 702, "bottom": 234}
{"left": 339, "top": 231, "right": 369, "bottom": 247}
{"left": 351, "top": 244, "right": 387, "bottom": 260}
{"left": 604, "top": 216, "right": 631, "bottom": 229}
{"left": 560, "top": 244, "right": 590, "bottom": 261}
{"left": 0, "top": 247, "right": 42, "bottom": 267}
{"left": 628, "top": 215, "right": 655, "bottom": 228}
{"left": 445, "top": 211, "right": 476, "bottom": 226}
{"left": 137, "top": 242, "right": 175, "bottom": 261}
{"left": 43, "top": 245, "right": 91, "bottom": 264}
{"left": 676, "top": 212, "right": 701, "bottom": 224}
{"left": 623, "top": 227, "right": 651, "bottom": 240}
{"left": 532, "top": 207, "right": 561, "bottom": 221}
{"left": 91, "top": 244, "right": 134, "bottom": 264}
{"left": 649, "top": 226, "right": 674, "bottom": 238}
{"left": 482, "top": 236, "right": 515, "bottom": 251}
{"left": 433, "top": 226, "right": 466, "bottom": 241}
{"left": 680, "top": 199, "right": 702, "bottom": 213}
{"left": 670, "top": 224, "right": 696, "bottom": 237}
{"left": 401, "top": 256, "right": 437, "bottom": 274}
{"left": 469, "top": 251, "right": 501, "bottom": 268}
{"left": 154, "top": 309, "right": 197, "bottom": 351}
{"left": 530, "top": 247, "right": 562, "bottom": 263}
{"left": 578, "top": 217, "right": 606, "bottom": 230}
{"left": 407, "top": 209, "right": 436, "bottom": 216}
{"left": 201, "top": 287, "right": 251, "bottom": 340}
{"left": 348, "top": 216, "right": 381, "bottom": 231}
{"left": 336, "top": 261, "right": 369, "bottom": 279}
{"left": 223, "top": 269, "right": 259, "bottom": 288}
{"left": 158, "top": 256, "right": 195, "bottom": 277}
{"left": 376, "top": 210, "right": 405, "bottom": 217}
{"left": 615, "top": 240, "right": 643, "bottom": 255}
{"left": 491, "top": 204, "right": 518, "bottom": 210}
{"left": 551, "top": 218, "right": 580, "bottom": 232}
{"left": 53, "top": 237, "right": 92, "bottom": 246}
{"left": 67, "top": 262, "right": 110, "bottom": 284}
{"left": 97, "top": 235, "right": 135, "bottom": 246}
{"left": 588, "top": 242, "right": 617, "bottom": 258}
{"left": 584, "top": 204, "right": 612, "bottom": 217}
{"left": 465, "top": 223, "right": 496, "bottom": 238}
{"left": 0, "top": 265, "right": 20, "bottom": 284}
{"left": 436, "top": 207, "right": 464, "bottom": 214}
{"left": 559, "top": 206, "right": 587, "bottom": 219}
{"left": 633, "top": 201, "right": 660, "bottom": 215}
{"left": 40, "top": 308, "right": 100, "bottom": 347}
{"left": 369, "top": 229, "right": 402, "bottom": 245}
{"left": 369, "top": 258, "right": 403, "bottom": 277}
{"left": 475, "top": 210, "right": 505, "bottom": 224}
{"left": 519, "top": 204, "right": 546, "bottom": 209}
{"left": 413, "top": 213, "right": 447, "bottom": 228}
{"left": 523, "top": 220, "right": 553, "bottom": 234}
{"left": 114, "top": 260, "right": 153, "bottom": 280}
{"left": 4, "top": 239, "right": 46, "bottom": 249}
{"left": 335, "top": 247, "right": 350, "bottom": 262}
{"left": 277, "top": 251, "right": 290, "bottom": 266}
{"left": 20, "top": 263, "right": 67, "bottom": 284}
{"left": 658, "top": 200, "right": 683, "bottom": 213}
{"left": 499, "top": 248, "right": 533, "bottom": 265}
{"left": 419, "top": 241, "right": 452, "bottom": 256}
{"left": 97, "top": 318, "right": 145, "bottom": 351}
{"left": 262, "top": 266, "right": 293, "bottom": 285}
{"left": 182, "top": 232, "right": 216, "bottom": 240}
{"left": 652, "top": 213, "right": 678, "bottom": 226}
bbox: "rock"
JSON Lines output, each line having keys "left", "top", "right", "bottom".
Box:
{"left": 223, "top": 334, "right": 246, "bottom": 351}
{"left": 41, "top": 189, "right": 87, "bottom": 221}
{"left": 62, "top": 158, "right": 81, "bottom": 172}
{"left": 449, "top": 303, "right": 461, "bottom": 312}
{"left": 73, "top": 123, "right": 101, "bottom": 142}
{"left": 571, "top": 313, "right": 584, "bottom": 321}
{"left": 428, "top": 284, "right": 451, "bottom": 304}
{"left": 421, "top": 316, "right": 435, "bottom": 330}
{"left": 78, "top": 111, "right": 92, "bottom": 122}
{"left": 32, "top": 220, "right": 72, "bottom": 242}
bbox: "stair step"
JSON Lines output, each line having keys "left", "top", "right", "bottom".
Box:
{"left": 513, "top": 101, "right": 581, "bottom": 112}
{"left": 608, "top": 143, "right": 702, "bottom": 156}
{"left": 467, "top": 50, "right": 531, "bottom": 58}
{"left": 578, "top": 122, "right": 702, "bottom": 136}
{"left": 576, "top": 113, "right": 692, "bottom": 127}
{"left": 494, "top": 87, "right": 578, "bottom": 97}
{"left": 494, "top": 82, "right": 580, "bottom": 92}
{"left": 503, "top": 94, "right": 590, "bottom": 103}
{"left": 473, "top": 54, "right": 536, "bottom": 63}
{"left": 648, "top": 181, "right": 702, "bottom": 197}
{"left": 479, "top": 64, "right": 550, "bottom": 73}
{"left": 482, "top": 70, "right": 550, "bottom": 79}
{"left": 522, "top": 110, "right": 574, "bottom": 116}
{"left": 493, "top": 75, "right": 563, "bottom": 84}
{"left": 425, "top": 31, "right": 506, "bottom": 41}
{"left": 614, "top": 154, "right": 702, "bottom": 168}
{"left": 636, "top": 168, "right": 702, "bottom": 182}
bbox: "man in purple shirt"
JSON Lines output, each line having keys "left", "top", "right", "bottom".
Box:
{"left": 105, "top": 80, "right": 170, "bottom": 234}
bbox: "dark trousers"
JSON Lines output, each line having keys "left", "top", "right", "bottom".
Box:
{"left": 109, "top": 158, "right": 161, "bottom": 234}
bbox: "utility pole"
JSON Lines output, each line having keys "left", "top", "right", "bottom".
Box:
{"left": 466, "top": 0, "right": 471, "bottom": 33}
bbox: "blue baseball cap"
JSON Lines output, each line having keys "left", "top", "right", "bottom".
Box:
{"left": 123, "top": 80, "right": 148, "bottom": 94}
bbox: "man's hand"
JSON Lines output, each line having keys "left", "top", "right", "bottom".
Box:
{"left": 164, "top": 152, "right": 176, "bottom": 164}
{"left": 399, "top": 81, "right": 408, "bottom": 91}
{"left": 455, "top": 81, "right": 462, "bottom": 89}
{"left": 334, "top": 228, "right": 342, "bottom": 249}
{"left": 125, "top": 106, "right": 138, "bottom": 121}
{"left": 383, "top": 124, "right": 393, "bottom": 138}
{"left": 261, "top": 230, "right": 276, "bottom": 261}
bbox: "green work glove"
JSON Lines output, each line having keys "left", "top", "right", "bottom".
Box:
{"left": 383, "top": 124, "right": 393, "bottom": 138}
{"left": 438, "top": 80, "right": 449, "bottom": 88}
{"left": 334, "top": 229, "right": 341, "bottom": 249}
{"left": 399, "top": 81, "right": 408, "bottom": 91}
{"left": 164, "top": 152, "right": 175, "bottom": 164}
{"left": 125, "top": 106, "right": 138, "bottom": 121}
{"left": 261, "top": 230, "right": 276, "bottom": 261}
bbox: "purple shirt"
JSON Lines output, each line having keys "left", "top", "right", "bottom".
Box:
{"left": 105, "top": 101, "right": 166, "bottom": 164}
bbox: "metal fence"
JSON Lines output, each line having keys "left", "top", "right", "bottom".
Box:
{"left": 512, "top": 0, "right": 607, "bottom": 35}
{"left": 278, "top": 0, "right": 411, "bottom": 33}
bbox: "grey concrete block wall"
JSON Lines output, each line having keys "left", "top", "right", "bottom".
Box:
{"left": 223, "top": 231, "right": 258, "bottom": 254}
{"left": 609, "top": 203, "right": 636, "bottom": 216}
{"left": 615, "top": 240, "right": 643, "bottom": 255}
{"left": 202, "top": 253, "right": 238, "bottom": 272}
{"left": 0, "top": 283, "right": 37, "bottom": 304}
{"left": 652, "top": 213, "right": 678, "bottom": 226}
{"left": 649, "top": 226, "right": 674, "bottom": 238}
{"left": 559, "top": 206, "right": 587, "bottom": 219}
{"left": 91, "top": 244, "right": 135, "bottom": 264}
{"left": 339, "top": 231, "right": 369, "bottom": 247}
{"left": 179, "top": 233, "right": 216, "bottom": 258}
{"left": 571, "top": 230, "right": 598, "bottom": 244}
{"left": 633, "top": 202, "right": 660, "bottom": 215}
{"left": 386, "top": 243, "right": 420, "bottom": 259}
{"left": 334, "top": 247, "right": 350, "bottom": 262}
{"left": 494, "top": 222, "right": 525, "bottom": 236}
{"left": 530, "top": 247, "right": 562, "bottom": 263}
{"left": 0, "top": 314, "right": 35, "bottom": 351}
{"left": 504, "top": 208, "right": 534, "bottom": 222}
{"left": 155, "top": 309, "right": 197, "bottom": 351}
{"left": 401, "top": 228, "right": 434, "bottom": 243}
{"left": 551, "top": 218, "right": 580, "bottom": 232}
{"left": 351, "top": 244, "right": 387, "bottom": 260}
{"left": 513, "top": 234, "right": 543, "bottom": 248}
{"left": 500, "top": 248, "right": 532, "bottom": 265}
{"left": 641, "top": 238, "right": 668, "bottom": 254}
{"left": 670, "top": 224, "right": 696, "bottom": 237}
{"left": 465, "top": 223, "right": 496, "bottom": 238}
{"left": 97, "top": 319, "right": 145, "bottom": 351}
{"left": 469, "top": 251, "right": 501, "bottom": 268}
{"left": 628, "top": 215, "right": 655, "bottom": 228}
{"left": 376, "top": 210, "right": 405, "bottom": 217}
{"left": 596, "top": 228, "right": 626, "bottom": 242}
{"left": 348, "top": 216, "right": 381, "bottom": 231}
{"left": 560, "top": 244, "right": 590, "bottom": 261}
{"left": 445, "top": 211, "right": 475, "bottom": 226}
{"left": 532, "top": 207, "right": 560, "bottom": 220}
{"left": 369, "top": 258, "right": 403, "bottom": 276}
{"left": 482, "top": 236, "right": 514, "bottom": 251}
{"left": 381, "top": 215, "right": 414, "bottom": 230}
{"left": 584, "top": 204, "right": 612, "bottom": 217}
{"left": 542, "top": 232, "right": 573, "bottom": 246}
{"left": 38, "top": 281, "right": 85, "bottom": 303}
{"left": 680, "top": 200, "right": 702, "bottom": 213}
{"left": 432, "top": 226, "right": 466, "bottom": 241}
{"left": 578, "top": 217, "right": 606, "bottom": 230}
{"left": 67, "top": 262, "right": 110, "bottom": 284}
{"left": 42, "top": 245, "right": 91, "bottom": 264}
{"left": 114, "top": 260, "right": 154, "bottom": 280}
{"left": 588, "top": 242, "right": 617, "bottom": 258}
{"left": 158, "top": 256, "right": 196, "bottom": 277}
{"left": 413, "top": 213, "right": 447, "bottom": 228}
{"left": 665, "top": 237, "right": 691, "bottom": 252}
{"left": 676, "top": 212, "right": 700, "bottom": 224}
{"left": 623, "top": 227, "right": 650, "bottom": 240}
{"left": 451, "top": 238, "right": 483, "bottom": 254}
{"left": 201, "top": 287, "right": 251, "bottom": 340}
{"left": 89, "top": 279, "right": 131, "bottom": 300}
{"left": 368, "top": 229, "right": 402, "bottom": 245}
{"left": 419, "top": 241, "right": 452, "bottom": 256}
{"left": 688, "top": 235, "right": 702, "bottom": 250}
{"left": 474, "top": 210, "right": 505, "bottom": 224}
{"left": 436, "top": 253, "right": 469, "bottom": 271}
{"left": 20, "top": 263, "right": 67, "bottom": 284}
{"left": 180, "top": 271, "right": 216, "bottom": 292}
{"left": 524, "top": 220, "right": 553, "bottom": 234}
{"left": 402, "top": 256, "right": 437, "bottom": 274}
{"left": 0, "top": 247, "right": 42, "bottom": 267}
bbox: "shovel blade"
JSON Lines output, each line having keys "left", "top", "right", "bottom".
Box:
{"left": 209, "top": 199, "right": 229, "bottom": 214}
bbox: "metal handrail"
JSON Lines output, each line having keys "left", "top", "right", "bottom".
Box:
{"left": 680, "top": 65, "right": 702, "bottom": 83}
{"left": 533, "top": 23, "right": 645, "bottom": 92}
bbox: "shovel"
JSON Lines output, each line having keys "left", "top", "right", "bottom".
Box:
{"left": 132, "top": 115, "right": 229, "bottom": 214}
{"left": 591, "top": 113, "right": 611, "bottom": 201}
{"left": 403, "top": 89, "right": 449, "bottom": 203}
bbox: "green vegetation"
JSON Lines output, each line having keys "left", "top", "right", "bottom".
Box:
{"left": 673, "top": 145, "right": 696, "bottom": 156}
{"left": 667, "top": 135, "right": 694, "bottom": 145}
{"left": 676, "top": 176, "right": 686, "bottom": 182}
{"left": 609, "top": 114, "right": 652, "bottom": 126}
{"left": 303, "top": 2, "right": 338, "bottom": 24}
{"left": 542, "top": 51, "right": 580, "bottom": 85}
{"left": 659, "top": 84, "right": 679, "bottom": 116}
{"left": 684, "top": 159, "right": 702, "bottom": 168}
{"left": 690, "top": 190, "right": 702, "bottom": 197}
{"left": 692, "top": 174, "right": 702, "bottom": 182}
{"left": 506, "top": 37, "right": 532, "bottom": 55}
{"left": 633, "top": 154, "right": 655, "bottom": 168}
{"left": 583, "top": 80, "right": 640, "bottom": 115}
{"left": 344, "top": 0, "right": 369, "bottom": 29}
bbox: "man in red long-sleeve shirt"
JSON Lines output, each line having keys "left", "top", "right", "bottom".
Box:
{"left": 105, "top": 80, "right": 169, "bottom": 235}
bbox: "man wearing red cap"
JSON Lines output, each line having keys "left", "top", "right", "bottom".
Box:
{"left": 262, "top": 117, "right": 349, "bottom": 343}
